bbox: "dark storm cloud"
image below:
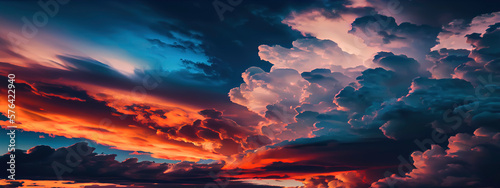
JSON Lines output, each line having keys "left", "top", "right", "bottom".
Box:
{"left": 386, "top": 72, "right": 499, "bottom": 137}
{"left": 338, "top": 75, "right": 480, "bottom": 140}
{"left": 350, "top": 14, "right": 440, "bottom": 68}
{"left": 350, "top": 14, "right": 440, "bottom": 48}
{"left": 334, "top": 68, "right": 395, "bottom": 113}
{"left": 1, "top": 142, "right": 170, "bottom": 181}
{"left": 244, "top": 137, "right": 420, "bottom": 174}
{"left": 399, "top": 77, "right": 477, "bottom": 133}
{"left": 427, "top": 48, "right": 475, "bottom": 79}
{"left": 466, "top": 23, "right": 500, "bottom": 63}
{"left": 377, "top": 102, "right": 435, "bottom": 140}
{"left": 485, "top": 59, "right": 500, "bottom": 73}
{"left": 368, "top": 0, "right": 500, "bottom": 27}
{"left": 373, "top": 52, "right": 420, "bottom": 73}
{"left": 445, "top": 24, "right": 500, "bottom": 86}
{"left": 334, "top": 53, "right": 421, "bottom": 114}
{"left": 0, "top": 142, "right": 285, "bottom": 188}
{"left": 350, "top": 14, "right": 398, "bottom": 42}
{"left": 333, "top": 22, "right": 500, "bottom": 141}
{"left": 373, "top": 128, "right": 500, "bottom": 188}
{"left": 199, "top": 109, "right": 224, "bottom": 119}
{"left": 0, "top": 143, "right": 275, "bottom": 188}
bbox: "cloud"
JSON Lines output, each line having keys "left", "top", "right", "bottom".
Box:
{"left": 1, "top": 142, "right": 170, "bottom": 181}
{"left": 1, "top": 1, "right": 500, "bottom": 187}
{"left": 282, "top": 9, "right": 377, "bottom": 60}
{"left": 431, "top": 24, "right": 500, "bottom": 86}
{"left": 433, "top": 12, "right": 500, "bottom": 50}
{"left": 164, "top": 109, "right": 261, "bottom": 154}
{"left": 334, "top": 61, "right": 417, "bottom": 114}
{"left": 427, "top": 48, "right": 474, "bottom": 79}
{"left": 258, "top": 38, "right": 364, "bottom": 73}
{"left": 0, "top": 74, "right": 272, "bottom": 162}
{"left": 0, "top": 179, "right": 134, "bottom": 188}
{"left": 229, "top": 67, "right": 310, "bottom": 116}
{"left": 229, "top": 67, "right": 359, "bottom": 141}
{"left": 377, "top": 102, "right": 435, "bottom": 140}
{"left": 0, "top": 143, "right": 278, "bottom": 187}
{"left": 230, "top": 136, "right": 419, "bottom": 180}
{"left": 298, "top": 171, "right": 371, "bottom": 188}
{"left": 372, "top": 127, "right": 500, "bottom": 188}
{"left": 1, "top": 84, "right": 218, "bottom": 161}
{"left": 229, "top": 67, "right": 325, "bottom": 141}
{"left": 299, "top": 69, "right": 354, "bottom": 113}
{"left": 179, "top": 58, "right": 233, "bottom": 84}
{"left": 336, "top": 75, "right": 476, "bottom": 141}
{"left": 466, "top": 22, "right": 500, "bottom": 63}
{"left": 400, "top": 77, "right": 477, "bottom": 134}
{"left": 103, "top": 12, "right": 500, "bottom": 187}
{"left": 372, "top": 51, "right": 426, "bottom": 76}
{"left": 485, "top": 59, "right": 500, "bottom": 73}
{"left": 367, "top": 0, "right": 500, "bottom": 27}
{"left": 350, "top": 14, "right": 440, "bottom": 67}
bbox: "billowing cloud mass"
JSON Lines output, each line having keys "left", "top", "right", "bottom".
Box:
{"left": 1, "top": 0, "right": 500, "bottom": 187}
{"left": 350, "top": 14, "right": 441, "bottom": 69}
{"left": 229, "top": 67, "right": 310, "bottom": 116}
{"left": 258, "top": 38, "right": 364, "bottom": 73}
{"left": 282, "top": 8, "right": 377, "bottom": 61}
{"left": 350, "top": 14, "right": 440, "bottom": 51}
{"left": 373, "top": 128, "right": 500, "bottom": 188}
{"left": 0, "top": 142, "right": 278, "bottom": 187}
{"left": 427, "top": 48, "right": 474, "bottom": 79}
{"left": 433, "top": 11, "right": 500, "bottom": 50}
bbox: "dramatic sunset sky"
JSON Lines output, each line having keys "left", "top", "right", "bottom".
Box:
{"left": 1, "top": 0, "right": 500, "bottom": 187}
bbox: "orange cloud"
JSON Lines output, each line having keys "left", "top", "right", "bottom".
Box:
{"left": 0, "top": 80, "right": 227, "bottom": 161}
{"left": 0, "top": 179, "right": 129, "bottom": 187}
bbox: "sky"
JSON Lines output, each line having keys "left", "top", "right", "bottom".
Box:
{"left": 0, "top": 0, "right": 499, "bottom": 187}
